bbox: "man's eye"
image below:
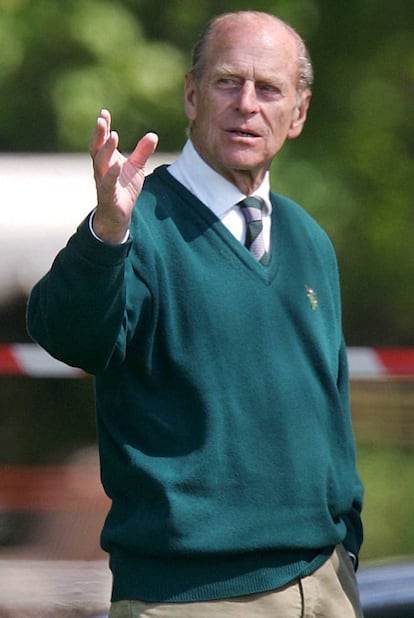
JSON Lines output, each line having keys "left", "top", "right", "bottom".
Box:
{"left": 217, "top": 77, "right": 239, "bottom": 87}
{"left": 258, "top": 83, "right": 278, "bottom": 93}
{"left": 257, "top": 84, "right": 283, "bottom": 100}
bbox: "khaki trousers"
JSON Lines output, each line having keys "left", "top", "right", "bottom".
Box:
{"left": 109, "top": 544, "right": 363, "bottom": 618}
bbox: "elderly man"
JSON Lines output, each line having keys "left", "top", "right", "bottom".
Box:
{"left": 27, "top": 10, "right": 363, "bottom": 618}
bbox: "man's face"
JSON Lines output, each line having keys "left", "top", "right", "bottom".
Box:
{"left": 185, "top": 15, "right": 311, "bottom": 192}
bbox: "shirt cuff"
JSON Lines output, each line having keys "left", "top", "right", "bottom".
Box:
{"left": 89, "top": 209, "right": 130, "bottom": 244}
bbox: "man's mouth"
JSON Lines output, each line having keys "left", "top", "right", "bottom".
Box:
{"left": 228, "top": 129, "right": 260, "bottom": 138}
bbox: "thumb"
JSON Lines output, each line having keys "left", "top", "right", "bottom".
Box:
{"left": 129, "top": 132, "right": 159, "bottom": 169}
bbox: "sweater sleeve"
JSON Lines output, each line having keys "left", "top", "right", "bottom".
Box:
{"left": 27, "top": 217, "right": 150, "bottom": 375}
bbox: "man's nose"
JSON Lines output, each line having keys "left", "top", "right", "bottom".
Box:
{"left": 236, "top": 80, "right": 259, "bottom": 114}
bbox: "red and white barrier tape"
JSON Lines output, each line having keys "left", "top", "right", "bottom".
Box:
{"left": 346, "top": 347, "right": 414, "bottom": 378}
{"left": 0, "top": 344, "right": 414, "bottom": 379}
{"left": 0, "top": 344, "right": 84, "bottom": 378}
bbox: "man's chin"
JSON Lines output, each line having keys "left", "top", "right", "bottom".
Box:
{"left": 213, "top": 161, "right": 269, "bottom": 191}
{"left": 221, "top": 155, "right": 269, "bottom": 177}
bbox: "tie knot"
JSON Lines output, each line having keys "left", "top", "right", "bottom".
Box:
{"left": 238, "top": 197, "right": 265, "bottom": 223}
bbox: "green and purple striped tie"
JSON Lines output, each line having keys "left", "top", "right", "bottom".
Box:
{"left": 238, "top": 196, "right": 269, "bottom": 265}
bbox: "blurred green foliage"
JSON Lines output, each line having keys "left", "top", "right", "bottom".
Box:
{"left": 358, "top": 445, "right": 414, "bottom": 560}
{"left": 0, "top": 0, "right": 413, "bottom": 345}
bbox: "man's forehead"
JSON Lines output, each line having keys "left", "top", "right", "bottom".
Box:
{"left": 205, "top": 41, "right": 298, "bottom": 85}
{"left": 206, "top": 21, "right": 299, "bottom": 68}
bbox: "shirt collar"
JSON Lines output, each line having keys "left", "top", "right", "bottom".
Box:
{"left": 168, "top": 139, "right": 271, "bottom": 218}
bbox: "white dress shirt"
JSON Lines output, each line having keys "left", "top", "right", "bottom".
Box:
{"left": 168, "top": 139, "right": 272, "bottom": 251}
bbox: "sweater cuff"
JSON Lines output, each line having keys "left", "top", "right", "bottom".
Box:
{"left": 68, "top": 215, "right": 132, "bottom": 267}
{"left": 89, "top": 209, "right": 131, "bottom": 244}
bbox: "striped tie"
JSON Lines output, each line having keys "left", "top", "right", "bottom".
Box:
{"left": 238, "top": 196, "right": 269, "bottom": 265}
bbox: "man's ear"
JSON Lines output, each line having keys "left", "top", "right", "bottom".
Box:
{"left": 184, "top": 72, "right": 198, "bottom": 121}
{"left": 287, "top": 90, "right": 312, "bottom": 139}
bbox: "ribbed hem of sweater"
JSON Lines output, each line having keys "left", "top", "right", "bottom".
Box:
{"left": 109, "top": 546, "right": 333, "bottom": 602}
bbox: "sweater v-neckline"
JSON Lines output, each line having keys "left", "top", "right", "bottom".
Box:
{"left": 152, "top": 166, "right": 281, "bottom": 284}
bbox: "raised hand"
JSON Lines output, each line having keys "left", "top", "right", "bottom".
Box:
{"left": 89, "top": 109, "right": 158, "bottom": 244}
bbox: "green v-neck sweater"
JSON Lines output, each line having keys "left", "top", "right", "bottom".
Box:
{"left": 27, "top": 165, "right": 363, "bottom": 602}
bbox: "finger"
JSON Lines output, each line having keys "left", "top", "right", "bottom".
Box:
{"left": 100, "top": 108, "right": 111, "bottom": 128}
{"left": 89, "top": 109, "right": 112, "bottom": 157}
{"left": 89, "top": 118, "right": 108, "bottom": 158}
{"left": 93, "top": 131, "right": 120, "bottom": 181}
{"left": 128, "top": 132, "right": 159, "bottom": 169}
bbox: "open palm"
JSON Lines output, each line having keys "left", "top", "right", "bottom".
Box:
{"left": 89, "top": 109, "right": 158, "bottom": 243}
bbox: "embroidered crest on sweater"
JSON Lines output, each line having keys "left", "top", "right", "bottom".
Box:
{"left": 305, "top": 285, "right": 318, "bottom": 311}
